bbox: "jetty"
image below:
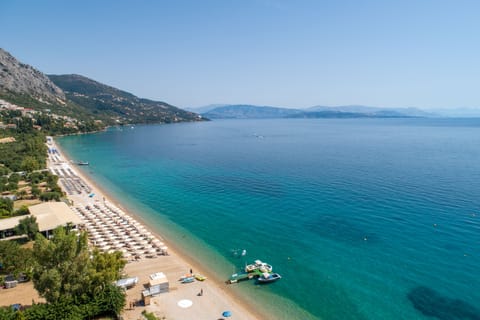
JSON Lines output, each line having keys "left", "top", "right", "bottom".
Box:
{"left": 227, "top": 269, "right": 264, "bottom": 284}
{"left": 227, "top": 259, "right": 281, "bottom": 284}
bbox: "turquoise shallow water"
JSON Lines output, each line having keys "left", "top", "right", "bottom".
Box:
{"left": 58, "top": 118, "right": 480, "bottom": 320}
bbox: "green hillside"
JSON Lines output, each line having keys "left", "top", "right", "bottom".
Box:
{"left": 48, "top": 74, "right": 203, "bottom": 125}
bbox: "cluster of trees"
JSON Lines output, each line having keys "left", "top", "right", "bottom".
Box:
{"left": 0, "top": 198, "right": 29, "bottom": 218}
{"left": 0, "top": 112, "right": 69, "bottom": 207}
{"left": 36, "top": 173, "right": 62, "bottom": 202}
{"left": 0, "top": 109, "right": 103, "bottom": 173}
{"left": 14, "top": 216, "right": 39, "bottom": 241}
{"left": 0, "top": 113, "right": 47, "bottom": 173}
{"left": 0, "top": 239, "right": 34, "bottom": 279}
{"left": 0, "top": 198, "right": 14, "bottom": 217}
{"left": 0, "top": 227, "right": 126, "bottom": 319}
{"left": 0, "top": 172, "right": 20, "bottom": 192}
{"left": 0, "top": 126, "right": 65, "bottom": 217}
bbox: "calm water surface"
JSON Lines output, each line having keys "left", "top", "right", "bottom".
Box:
{"left": 58, "top": 118, "right": 480, "bottom": 320}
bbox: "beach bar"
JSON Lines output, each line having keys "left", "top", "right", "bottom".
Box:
{"left": 142, "top": 272, "right": 169, "bottom": 305}
{"left": 0, "top": 202, "right": 83, "bottom": 239}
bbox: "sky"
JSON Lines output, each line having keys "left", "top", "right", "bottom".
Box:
{"left": 1, "top": 0, "right": 480, "bottom": 109}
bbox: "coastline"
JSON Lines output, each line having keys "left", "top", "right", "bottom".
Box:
{"left": 52, "top": 138, "right": 268, "bottom": 320}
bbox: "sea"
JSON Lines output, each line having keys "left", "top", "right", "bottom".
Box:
{"left": 57, "top": 118, "right": 480, "bottom": 320}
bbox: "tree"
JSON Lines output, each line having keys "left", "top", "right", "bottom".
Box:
{"left": 0, "top": 197, "right": 13, "bottom": 217}
{"left": 22, "top": 284, "right": 125, "bottom": 320}
{"left": 39, "top": 192, "right": 61, "bottom": 201}
{"left": 31, "top": 185, "right": 41, "bottom": 197}
{"left": 32, "top": 227, "right": 126, "bottom": 310}
{"left": 0, "top": 166, "right": 9, "bottom": 176}
{"left": 15, "top": 215, "right": 38, "bottom": 240}
{"left": 14, "top": 205, "right": 29, "bottom": 216}
{"left": 20, "top": 156, "right": 40, "bottom": 172}
{"left": 8, "top": 173, "right": 20, "bottom": 184}
{"left": 0, "top": 307, "right": 17, "bottom": 320}
{"left": 28, "top": 171, "right": 45, "bottom": 184}
{"left": 0, "top": 241, "right": 34, "bottom": 276}
{"left": 33, "top": 228, "right": 91, "bottom": 303}
{"left": 95, "top": 284, "right": 125, "bottom": 315}
{"left": 89, "top": 249, "right": 125, "bottom": 293}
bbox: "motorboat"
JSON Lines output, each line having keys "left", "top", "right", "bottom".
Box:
{"left": 257, "top": 272, "right": 281, "bottom": 284}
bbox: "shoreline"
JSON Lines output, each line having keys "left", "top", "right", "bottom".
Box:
{"left": 52, "top": 137, "right": 268, "bottom": 320}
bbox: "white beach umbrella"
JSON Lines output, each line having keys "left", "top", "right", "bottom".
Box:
{"left": 148, "top": 248, "right": 157, "bottom": 255}
{"left": 132, "top": 234, "right": 143, "bottom": 240}
{"left": 152, "top": 239, "right": 164, "bottom": 246}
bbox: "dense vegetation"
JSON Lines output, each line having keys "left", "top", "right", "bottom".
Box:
{"left": 0, "top": 240, "right": 34, "bottom": 278}
{"left": 0, "top": 91, "right": 107, "bottom": 130}
{"left": 0, "top": 112, "right": 67, "bottom": 219}
{"left": 0, "top": 112, "right": 47, "bottom": 172}
{"left": 0, "top": 227, "right": 126, "bottom": 319}
{"left": 14, "top": 216, "right": 39, "bottom": 240}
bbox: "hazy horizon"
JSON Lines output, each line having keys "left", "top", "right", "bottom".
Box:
{"left": 188, "top": 103, "right": 480, "bottom": 117}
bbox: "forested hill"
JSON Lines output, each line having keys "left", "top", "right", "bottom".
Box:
{"left": 0, "top": 48, "right": 203, "bottom": 129}
{"left": 48, "top": 74, "right": 202, "bottom": 124}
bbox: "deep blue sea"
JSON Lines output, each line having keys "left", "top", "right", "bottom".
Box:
{"left": 58, "top": 118, "right": 480, "bottom": 320}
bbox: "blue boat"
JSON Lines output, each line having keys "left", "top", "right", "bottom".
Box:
{"left": 181, "top": 276, "right": 195, "bottom": 284}
{"left": 257, "top": 272, "right": 281, "bottom": 284}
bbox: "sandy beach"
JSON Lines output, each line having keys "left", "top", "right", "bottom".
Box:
{"left": 46, "top": 138, "right": 265, "bottom": 320}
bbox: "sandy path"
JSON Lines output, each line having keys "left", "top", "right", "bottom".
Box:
{"left": 0, "top": 282, "right": 45, "bottom": 306}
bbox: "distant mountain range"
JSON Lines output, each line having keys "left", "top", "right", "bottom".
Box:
{"left": 198, "top": 104, "right": 436, "bottom": 119}
{"left": 3, "top": 48, "right": 479, "bottom": 125}
{"left": 201, "top": 105, "right": 300, "bottom": 119}
{"left": 0, "top": 48, "right": 202, "bottom": 126}
{"left": 307, "top": 105, "right": 435, "bottom": 117}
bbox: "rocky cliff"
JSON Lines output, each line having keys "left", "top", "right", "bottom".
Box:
{"left": 0, "top": 48, "right": 65, "bottom": 102}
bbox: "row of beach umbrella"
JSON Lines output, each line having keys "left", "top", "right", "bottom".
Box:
{"left": 72, "top": 201, "right": 168, "bottom": 261}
